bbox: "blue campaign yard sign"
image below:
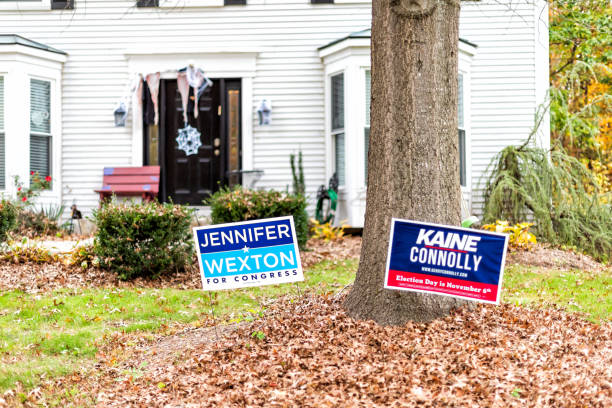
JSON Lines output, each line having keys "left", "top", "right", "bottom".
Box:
{"left": 385, "top": 218, "right": 509, "bottom": 304}
{"left": 193, "top": 216, "right": 304, "bottom": 291}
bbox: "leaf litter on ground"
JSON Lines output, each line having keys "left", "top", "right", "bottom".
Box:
{"left": 17, "top": 293, "right": 611, "bottom": 408}
{"left": 0, "top": 236, "right": 607, "bottom": 295}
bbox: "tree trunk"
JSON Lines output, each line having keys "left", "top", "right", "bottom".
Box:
{"left": 344, "top": 0, "right": 469, "bottom": 325}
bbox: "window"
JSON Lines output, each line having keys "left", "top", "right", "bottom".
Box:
{"left": 458, "top": 73, "right": 466, "bottom": 187}
{"left": 0, "top": 76, "right": 4, "bottom": 189}
{"left": 51, "top": 0, "right": 74, "bottom": 9}
{"left": 331, "top": 73, "right": 345, "bottom": 186}
{"left": 30, "top": 79, "right": 52, "bottom": 179}
{"left": 137, "top": 0, "right": 245, "bottom": 6}
{"left": 364, "top": 69, "right": 370, "bottom": 182}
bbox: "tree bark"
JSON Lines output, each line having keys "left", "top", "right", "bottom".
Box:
{"left": 344, "top": 0, "right": 469, "bottom": 325}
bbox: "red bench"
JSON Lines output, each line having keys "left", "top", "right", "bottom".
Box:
{"left": 95, "top": 166, "right": 160, "bottom": 203}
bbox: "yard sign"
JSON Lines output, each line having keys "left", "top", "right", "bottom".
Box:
{"left": 384, "top": 218, "right": 509, "bottom": 304}
{"left": 193, "top": 216, "right": 304, "bottom": 291}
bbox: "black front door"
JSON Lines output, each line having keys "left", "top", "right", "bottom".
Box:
{"left": 161, "top": 79, "right": 222, "bottom": 205}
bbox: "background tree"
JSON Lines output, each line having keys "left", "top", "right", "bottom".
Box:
{"left": 344, "top": 0, "right": 469, "bottom": 325}
{"left": 550, "top": 0, "right": 611, "bottom": 193}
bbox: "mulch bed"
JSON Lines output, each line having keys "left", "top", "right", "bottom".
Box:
{"left": 15, "top": 294, "right": 611, "bottom": 407}
{"left": 0, "top": 237, "right": 363, "bottom": 294}
{"left": 505, "top": 244, "right": 607, "bottom": 273}
{"left": 0, "top": 236, "right": 608, "bottom": 294}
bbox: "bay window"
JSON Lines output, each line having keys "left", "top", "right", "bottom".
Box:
{"left": 30, "top": 79, "right": 52, "bottom": 179}
{"left": 331, "top": 73, "right": 345, "bottom": 186}
{"left": 458, "top": 73, "right": 466, "bottom": 187}
{"left": 0, "top": 76, "right": 4, "bottom": 189}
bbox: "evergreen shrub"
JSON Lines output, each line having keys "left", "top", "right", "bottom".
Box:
{"left": 482, "top": 144, "right": 612, "bottom": 263}
{"left": 0, "top": 200, "right": 18, "bottom": 243}
{"left": 207, "top": 187, "right": 309, "bottom": 248}
{"left": 93, "top": 201, "right": 193, "bottom": 280}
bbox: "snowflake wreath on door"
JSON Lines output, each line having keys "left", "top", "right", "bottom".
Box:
{"left": 176, "top": 124, "right": 202, "bottom": 156}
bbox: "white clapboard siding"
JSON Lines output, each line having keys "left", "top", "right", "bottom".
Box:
{"left": 1, "top": 0, "right": 547, "bottom": 221}
{"left": 460, "top": 0, "right": 548, "bottom": 216}
{"left": 0, "top": 0, "right": 371, "bottom": 214}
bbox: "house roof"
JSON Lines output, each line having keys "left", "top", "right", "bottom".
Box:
{"left": 0, "top": 34, "right": 67, "bottom": 55}
{"left": 318, "top": 28, "right": 478, "bottom": 51}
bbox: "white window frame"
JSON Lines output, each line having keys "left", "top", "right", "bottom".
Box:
{"left": 159, "top": 0, "right": 223, "bottom": 8}
{"left": 458, "top": 44, "right": 473, "bottom": 196}
{"left": 29, "top": 77, "right": 53, "bottom": 181}
{"left": 362, "top": 67, "right": 370, "bottom": 187}
{"left": 330, "top": 71, "right": 345, "bottom": 188}
{"left": 0, "top": 74, "right": 5, "bottom": 190}
{"left": 0, "top": 0, "right": 51, "bottom": 11}
{"left": 0, "top": 43, "right": 65, "bottom": 201}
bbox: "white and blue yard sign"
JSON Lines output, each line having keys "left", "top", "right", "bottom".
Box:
{"left": 193, "top": 216, "right": 304, "bottom": 291}
{"left": 385, "top": 218, "right": 509, "bottom": 304}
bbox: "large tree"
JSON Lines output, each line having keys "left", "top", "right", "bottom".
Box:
{"left": 344, "top": 0, "right": 469, "bottom": 325}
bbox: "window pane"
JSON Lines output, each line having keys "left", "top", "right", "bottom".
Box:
{"left": 331, "top": 73, "right": 344, "bottom": 131}
{"left": 0, "top": 77, "right": 4, "bottom": 189}
{"left": 334, "top": 132, "right": 345, "bottom": 186}
{"left": 228, "top": 89, "right": 241, "bottom": 186}
{"left": 0, "top": 76, "right": 4, "bottom": 131}
{"left": 459, "top": 129, "right": 466, "bottom": 186}
{"left": 146, "top": 125, "right": 159, "bottom": 166}
{"left": 458, "top": 73, "right": 464, "bottom": 129}
{"left": 0, "top": 133, "right": 4, "bottom": 190}
{"left": 30, "top": 135, "right": 50, "bottom": 178}
{"left": 364, "top": 127, "right": 369, "bottom": 182}
{"left": 30, "top": 79, "right": 51, "bottom": 134}
{"left": 365, "top": 70, "right": 371, "bottom": 127}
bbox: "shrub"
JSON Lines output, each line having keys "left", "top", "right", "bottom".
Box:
{"left": 482, "top": 143, "right": 611, "bottom": 263}
{"left": 482, "top": 221, "right": 537, "bottom": 250}
{"left": 0, "top": 200, "right": 18, "bottom": 243}
{"left": 67, "top": 244, "right": 98, "bottom": 270}
{"left": 207, "top": 187, "right": 309, "bottom": 248}
{"left": 310, "top": 219, "right": 347, "bottom": 241}
{"left": 12, "top": 174, "right": 62, "bottom": 238}
{"left": 93, "top": 201, "right": 193, "bottom": 280}
{"left": 0, "top": 240, "right": 58, "bottom": 264}
{"left": 290, "top": 150, "right": 305, "bottom": 196}
{"left": 16, "top": 208, "right": 63, "bottom": 238}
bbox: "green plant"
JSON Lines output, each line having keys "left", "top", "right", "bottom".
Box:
{"left": 482, "top": 221, "right": 537, "bottom": 250}
{"left": 207, "top": 186, "right": 309, "bottom": 248}
{"left": 67, "top": 244, "right": 98, "bottom": 270}
{"left": 0, "top": 240, "right": 59, "bottom": 264}
{"left": 92, "top": 201, "right": 193, "bottom": 280}
{"left": 251, "top": 330, "right": 266, "bottom": 341}
{"left": 0, "top": 199, "right": 18, "bottom": 243}
{"left": 11, "top": 174, "right": 62, "bottom": 238}
{"left": 290, "top": 150, "right": 305, "bottom": 196}
{"left": 16, "top": 210, "right": 62, "bottom": 238}
{"left": 310, "top": 219, "right": 347, "bottom": 241}
{"left": 14, "top": 172, "right": 52, "bottom": 207}
{"left": 482, "top": 142, "right": 611, "bottom": 263}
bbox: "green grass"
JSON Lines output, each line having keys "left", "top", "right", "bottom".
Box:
{"left": 502, "top": 264, "right": 612, "bottom": 323}
{"left": 0, "top": 259, "right": 358, "bottom": 391}
{"left": 1, "top": 258, "right": 610, "bottom": 394}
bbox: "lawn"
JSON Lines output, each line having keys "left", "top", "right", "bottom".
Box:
{"left": 0, "top": 258, "right": 610, "bottom": 394}
{"left": 0, "top": 259, "right": 357, "bottom": 392}
{"left": 502, "top": 264, "right": 612, "bottom": 323}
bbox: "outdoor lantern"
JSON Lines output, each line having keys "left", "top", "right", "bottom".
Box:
{"left": 257, "top": 99, "right": 272, "bottom": 125}
{"left": 113, "top": 102, "right": 128, "bottom": 127}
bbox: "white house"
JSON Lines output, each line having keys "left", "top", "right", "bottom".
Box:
{"left": 0, "top": 0, "right": 549, "bottom": 227}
